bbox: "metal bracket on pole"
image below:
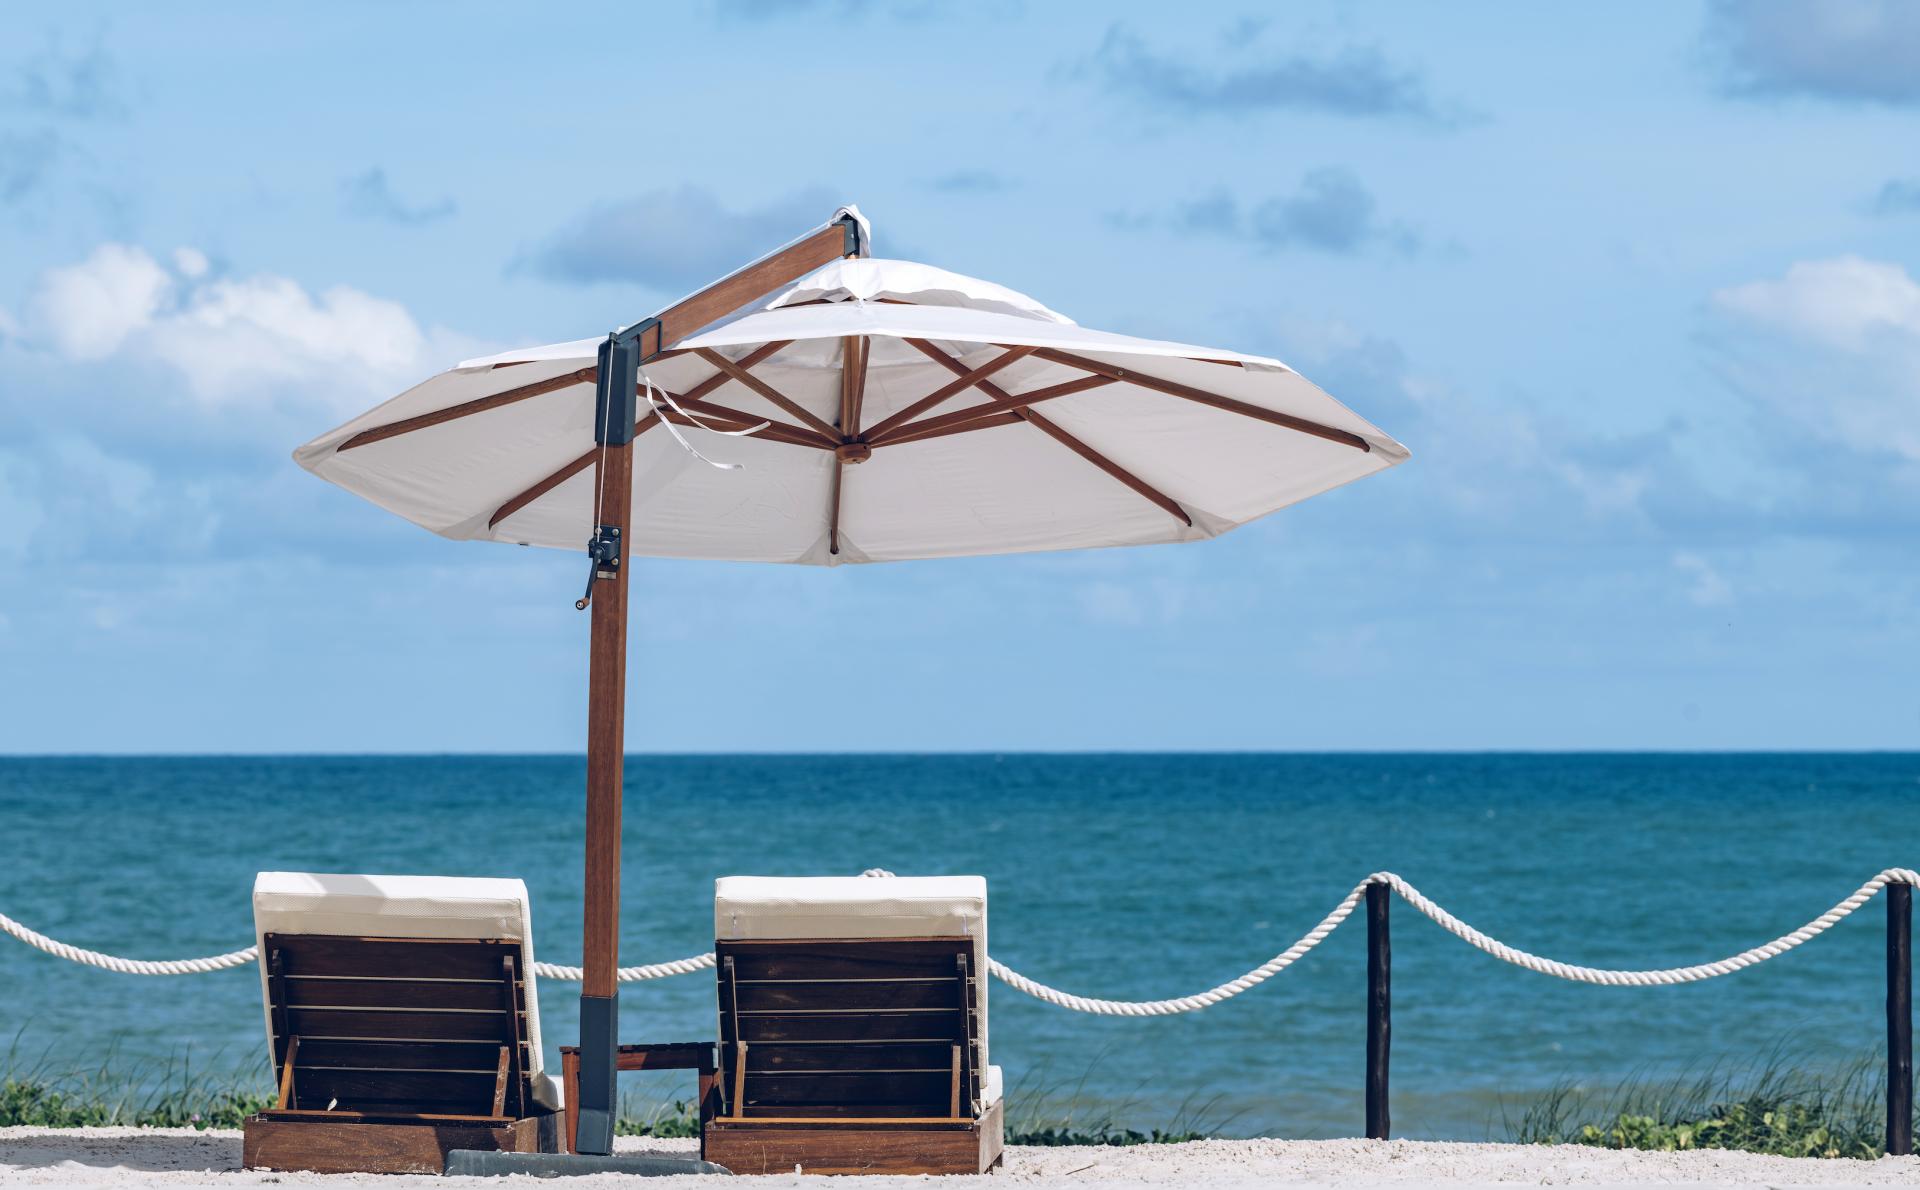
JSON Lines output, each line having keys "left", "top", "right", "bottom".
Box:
{"left": 575, "top": 329, "right": 646, "bottom": 611}
{"left": 575, "top": 526, "right": 621, "bottom": 611}
{"left": 595, "top": 331, "right": 643, "bottom": 446}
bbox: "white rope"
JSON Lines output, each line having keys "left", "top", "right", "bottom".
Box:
{"left": 1380, "top": 867, "right": 1920, "bottom": 989}
{"left": 533, "top": 954, "right": 716, "bottom": 983}
{"left": 989, "top": 868, "right": 1920, "bottom": 1014}
{"left": 989, "top": 877, "right": 1373, "bottom": 1016}
{"left": 0, "top": 911, "right": 258, "bottom": 976}
{"left": 7, "top": 870, "right": 1916, "bottom": 1009}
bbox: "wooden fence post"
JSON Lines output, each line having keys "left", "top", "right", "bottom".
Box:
{"left": 1366, "top": 881, "right": 1390, "bottom": 1141}
{"left": 1890, "top": 880, "right": 1912, "bottom": 1157}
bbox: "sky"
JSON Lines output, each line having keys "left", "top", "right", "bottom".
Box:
{"left": 1, "top": 1, "right": 1917, "bottom": 753}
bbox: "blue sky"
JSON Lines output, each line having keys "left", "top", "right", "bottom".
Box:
{"left": 1, "top": 1, "right": 1917, "bottom": 752}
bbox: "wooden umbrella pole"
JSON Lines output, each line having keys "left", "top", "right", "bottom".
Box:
{"left": 572, "top": 215, "right": 862, "bottom": 1156}
{"left": 574, "top": 334, "right": 640, "bottom": 1156}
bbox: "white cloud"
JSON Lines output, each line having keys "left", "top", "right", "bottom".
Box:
{"left": 1709, "top": 256, "right": 1920, "bottom": 461}
{"left": 32, "top": 243, "right": 171, "bottom": 358}
{"left": 146, "top": 275, "right": 434, "bottom": 405}
{"left": 1714, "top": 256, "right": 1920, "bottom": 349}
{"left": 1672, "top": 551, "right": 1733, "bottom": 607}
{"left": 18, "top": 242, "right": 484, "bottom": 414}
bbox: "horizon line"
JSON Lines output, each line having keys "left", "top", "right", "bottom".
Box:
{"left": 2, "top": 748, "right": 1916, "bottom": 760}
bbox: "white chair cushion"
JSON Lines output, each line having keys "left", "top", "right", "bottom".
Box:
{"left": 715, "top": 875, "right": 988, "bottom": 1070}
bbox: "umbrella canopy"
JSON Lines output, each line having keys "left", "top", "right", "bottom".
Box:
{"left": 295, "top": 257, "right": 1408, "bottom": 565}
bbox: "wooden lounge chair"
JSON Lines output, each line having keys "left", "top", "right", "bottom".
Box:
{"left": 241, "top": 873, "right": 563, "bottom": 1174}
{"left": 562, "top": 875, "right": 1003, "bottom": 1175}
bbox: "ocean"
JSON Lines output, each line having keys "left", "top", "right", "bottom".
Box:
{"left": 1, "top": 753, "right": 1916, "bottom": 1139}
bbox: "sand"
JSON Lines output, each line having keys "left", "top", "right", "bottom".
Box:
{"left": 5, "top": 1128, "right": 1920, "bottom": 1188}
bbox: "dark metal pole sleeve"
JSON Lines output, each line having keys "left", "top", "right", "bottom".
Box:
{"left": 1366, "top": 881, "right": 1391, "bottom": 1142}
{"left": 1889, "top": 881, "right": 1912, "bottom": 1157}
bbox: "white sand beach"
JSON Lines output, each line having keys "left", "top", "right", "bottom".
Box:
{"left": 4, "top": 1129, "right": 1919, "bottom": 1189}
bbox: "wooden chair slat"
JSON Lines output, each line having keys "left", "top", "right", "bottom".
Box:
{"left": 730, "top": 1010, "right": 965, "bottom": 1044}
{"left": 281, "top": 977, "right": 513, "bottom": 1011}
{"left": 291, "top": 1098, "right": 502, "bottom": 1118}
{"left": 290, "top": 1039, "right": 513, "bottom": 1072}
{"left": 294, "top": 1067, "right": 501, "bottom": 1110}
{"left": 730, "top": 980, "right": 962, "bottom": 1013}
{"left": 743, "top": 1072, "right": 953, "bottom": 1106}
{"left": 722, "top": 940, "right": 980, "bottom": 981}
{"left": 745, "top": 1042, "right": 956, "bottom": 1073}
{"left": 265, "top": 933, "right": 521, "bottom": 981}
{"left": 284, "top": 1007, "right": 521, "bottom": 1043}
{"left": 728, "top": 1102, "right": 956, "bottom": 1120}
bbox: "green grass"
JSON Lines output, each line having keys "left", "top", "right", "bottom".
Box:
{"left": 1004, "top": 1060, "right": 1240, "bottom": 1146}
{"left": 1504, "top": 1051, "right": 1906, "bottom": 1160}
{"left": 0, "top": 1041, "right": 1230, "bottom": 1145}
{"left": 33, "top": 1039, "right": 1897, "bottom": 1157}
{"left": 0, "top": 1038, "right": 275, "bottom": 1130}
{"left": 611, "top": 1095, "right": 701, "bottom": 1138}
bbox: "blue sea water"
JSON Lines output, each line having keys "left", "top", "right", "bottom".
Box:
{"left": 1, "top": 753, "right": 1917, "bottom": 1139}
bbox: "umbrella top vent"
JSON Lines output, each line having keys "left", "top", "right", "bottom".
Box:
{"left": 758, "top": 258, "right": 1075, "bottom": 326}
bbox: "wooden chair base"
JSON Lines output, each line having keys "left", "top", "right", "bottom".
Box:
{"left": 703, "top": 1099, "right": 1005, "bottom": 1176}
{"left": 243, "top": 1111, "right": 553, "bottom": 1175}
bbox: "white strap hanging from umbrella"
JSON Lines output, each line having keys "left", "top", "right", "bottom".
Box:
{"left": 642, "top": 373, "right": 768, "bottom": 471}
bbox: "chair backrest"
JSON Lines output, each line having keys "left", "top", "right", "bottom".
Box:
{"left": 715, "top": 937, "right": 982, "bottom": 1120}
{"left": 262, "top": 932, "right": 533, "bottom": 1119}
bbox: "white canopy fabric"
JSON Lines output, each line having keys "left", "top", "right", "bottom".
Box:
{"left": 295, "top": 258, "right": 1408, "bottom": 565}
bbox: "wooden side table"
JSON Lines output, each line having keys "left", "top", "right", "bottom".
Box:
{"left": 558, "top": 1043, "right": 717, "bottom": 1157}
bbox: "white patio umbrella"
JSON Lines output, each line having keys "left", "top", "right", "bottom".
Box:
{"left": 297, "top": 260, "right": 1406, "bottom": 563}
{"left": 293, "top": 208, "right": 1407, "bottom": 1157}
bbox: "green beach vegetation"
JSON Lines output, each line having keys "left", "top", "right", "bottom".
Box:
{"left": 1504, "top": 1053, "right": 1910, "bottom": 1159}
{"left": 0, "top": 1044, "right": 1230, "bottom": 1145}
{"left": 4, "top": 1039, "right": 1910, "bottom": 1157}
{"left": 0, "top": 1044, "right": 272, "bottom": 1131}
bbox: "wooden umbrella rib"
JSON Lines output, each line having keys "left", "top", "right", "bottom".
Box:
{"left": 873, "top": 373, "right": 1116, "bottom": 444}
{"left": 666, "top": 394, "right": 835, "bottom": 450}
{"left": 692, "top": 348, "right": 840, "bottom": 442}
{"left": 340, "top": 343, "right": 790, "bottom": 455}
{"left": 675, "top": 339, "right": 791, "bottom": 405}
{"left": 339, "top": 366, "right": 597, "bottom": 451}
{"left": 1024, "top": 348, "right": 1371, "bottom": 452}
{"left": 644, "top": 224, "right": 853, "bottom": 355}
{"left": 875, "top": 409, "right": 1027, "bottom": 447}
{"left": 485, "top": 417, "right": 659, "bottom": 530}
{"left": 846, "top": 335, "right": 868, "bottom": 436}
{"left": 893, "top": 337, "right": 1190, "bottom": 525}
{"left": 859, "top": 344, "right": 1037, "bottom": 443}
{"left": 827, "top": 458, "right": 843, "bottom": 556}
{"left": 848, "top": 333, "right": 864, "bottom": 437}
{"left": 827, "top": 336, "right": 866, "bottom": 558}
{"left": 1020, "top": 408, "right": 1192, "bottom": 527}
{"left": 655, "top": 404, "right": 830, "bottom": 453}
{"left": 487, "top": 450, "right": 596, "bottom": 531}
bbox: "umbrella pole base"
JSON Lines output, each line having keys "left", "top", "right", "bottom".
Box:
{"left": 445, "top": 1150, "right": 730, "bottom": 1177}
{"left": 573, "top": 992, "right": 618, "bottom": 1155}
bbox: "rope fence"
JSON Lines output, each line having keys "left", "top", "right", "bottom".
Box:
{"left": 7, "top": 868, "right": 1913, "bottom": 998}
{"left": 4, "top": 868, "right": 1916, "bottom": 1152}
